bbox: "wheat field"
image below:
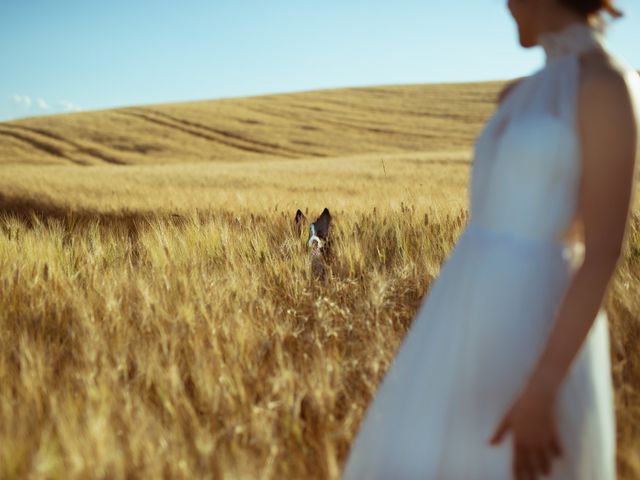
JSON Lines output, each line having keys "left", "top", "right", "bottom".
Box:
{"left": 1, "top": 80, "right": 639, "bottom": 479}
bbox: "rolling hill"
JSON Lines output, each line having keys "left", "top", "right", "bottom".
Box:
{"left": 0, "top": 81, "right": 504, "bottom": 166}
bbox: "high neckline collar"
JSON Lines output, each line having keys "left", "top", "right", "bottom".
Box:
{"left": 537, "top": 20, "right": 605, "bottom": 65}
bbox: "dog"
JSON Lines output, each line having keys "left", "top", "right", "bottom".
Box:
{"left": 294, "top": 208, "right": 333, "bottom": 279}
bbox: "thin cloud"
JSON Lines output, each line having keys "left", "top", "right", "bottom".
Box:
{"left": 59, "top": 100, "right": 82, "bottom": 112}
{"left": 11, "top": 94, "right": 32, "bottom": 108}
{"left": 8, "top": 94, "right": 83, "bottom": 116}
{"left": 36, "top": 97, "right": 50, "bottom": 109}
{"left": 11, "top": 95, "right": 54, "bottom": 111}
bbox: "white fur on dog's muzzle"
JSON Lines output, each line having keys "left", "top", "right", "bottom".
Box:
{"left": 307, "top": 223, "right": 323, "bottom": 249}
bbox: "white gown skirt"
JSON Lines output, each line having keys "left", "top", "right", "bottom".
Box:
{"left": 341, "top": 222, "right": 616, "bottom": 480}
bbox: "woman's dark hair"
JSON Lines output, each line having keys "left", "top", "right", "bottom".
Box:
{"left": 558, "top": 0, "right": 623, "bottom": 18}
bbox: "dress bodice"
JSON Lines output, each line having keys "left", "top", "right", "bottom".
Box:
{"left": 468, "top": 20, "right": 639, "bottom": 249}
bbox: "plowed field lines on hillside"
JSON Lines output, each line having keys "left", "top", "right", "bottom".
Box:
{"left": 123, "top": 108, "right": 326, "bottom": 159}
{"left": 245, "top": 103, "right": 437, "bottom": 140}
{"left": 0, "top": 124, "right": 127, "bottom": 165}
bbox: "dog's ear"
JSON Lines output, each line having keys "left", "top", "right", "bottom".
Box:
{"left": 314, "top": 208, "right": 332, "bottom": 239}
{"left": 294, "top": 209, "right": 307, "bottom": 236}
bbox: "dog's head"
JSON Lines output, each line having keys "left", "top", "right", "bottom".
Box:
{"left": 294, "top": 208, "right": 333, "bottom": 278}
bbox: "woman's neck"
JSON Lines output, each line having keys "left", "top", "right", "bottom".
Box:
{"left": 534, "top": 7, "right": 591, "bottom": 44}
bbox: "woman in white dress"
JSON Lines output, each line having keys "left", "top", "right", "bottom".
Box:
{"left": 341, "top": 0, "right": 639, "bottom": 479}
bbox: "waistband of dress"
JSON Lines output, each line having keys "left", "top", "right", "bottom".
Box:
{"left": 461, "top": 222, "right": 568, "bottom": 253}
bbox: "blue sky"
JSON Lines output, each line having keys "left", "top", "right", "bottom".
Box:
{"left": 1, "top": 0, "right": 638, "bottom": 122}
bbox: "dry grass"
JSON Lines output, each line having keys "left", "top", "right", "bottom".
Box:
{"left": 0, "top": 80, "right": 639, "bottom": 479}
{"left": 0, "top": 152, "right": 473, "bottom": 220}
{"left": 0, "top": 209, "right": 638, "bottom": 479}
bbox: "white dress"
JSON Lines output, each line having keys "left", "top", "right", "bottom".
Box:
{"left": 342, "top": 21, "right": 640, "bottom": 480}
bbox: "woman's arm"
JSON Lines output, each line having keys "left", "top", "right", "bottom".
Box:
{"left": 525, "top": 66, "right": 637, "bottom": 397}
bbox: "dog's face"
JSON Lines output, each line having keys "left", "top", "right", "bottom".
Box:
{"left": 294, "top": 208, "right": 333, "bottom": 277}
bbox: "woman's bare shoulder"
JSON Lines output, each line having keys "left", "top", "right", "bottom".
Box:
{"left": 577, "top": 49, "right": 639, "bottom": 139}
{"left": 578, "top": 47, "right": 637, "bottom": 100}
{"left": 576, "top": 47, "right": 638, "bottom": 190}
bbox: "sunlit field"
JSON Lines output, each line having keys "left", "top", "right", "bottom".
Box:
{"left": 1, "top": 80, "right": 639, "bottom": 479}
